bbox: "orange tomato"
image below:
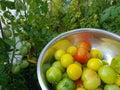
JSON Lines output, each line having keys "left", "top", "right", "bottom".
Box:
{"left": 77, "top": 41, "right": 91, "bottom": 51}
{"left": 74, "top": 48, "right": 90, "bottom": 64}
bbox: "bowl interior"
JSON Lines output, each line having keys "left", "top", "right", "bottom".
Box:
{"left": 37, "top": 28, "right": 120, "bottom": 90}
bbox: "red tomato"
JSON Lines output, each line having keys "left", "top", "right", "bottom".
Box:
{"left": 74, "top": 48, "right": 90, "bottom": 64}
{"left": 77, "top": 41, "right": 91, "bottom": 51}
{"left": 75, "top": 79, "right": 83, "bottom": 88}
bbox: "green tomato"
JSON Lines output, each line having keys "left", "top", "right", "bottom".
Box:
{"left": 98, "top": 65, "right": 117, "bottom": 84}
{"left": 19, "top": 46, "right": 28, "bottom": 55}
{"left": 104, "top": 84, "right": 120, "bottom": 90}
{"left": 19, "top": 60, "right": 29, "bottom": 69}
{"left": 54, "top": 49, "right": 66, "bottom": 60}
{"left": 25, "top": 42, "right": 31, "bottom": 50}
{"left": 46, "top": 67, "right": 62, "bottom": 85}
{"left": 56, "top": 78, "right": 75, "bottom": 90}
{"left": 12, "top": 65, "right": 21, "bottom": 74}
{"left": 111, "top": 56, "right": 120, "bottom": 74}
{"left": 3, "top": 30, "right": 12, "bottom": 38}
{"left": 52, "top": 61, "right": 65, "bottom": 73}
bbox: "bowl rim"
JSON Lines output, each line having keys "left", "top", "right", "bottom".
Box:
{"left": 37, "top": 28, "right": 120, "bottom": 90}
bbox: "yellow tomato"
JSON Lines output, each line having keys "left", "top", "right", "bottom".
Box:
{"left": 61, "top": 53, "right": 74, "bottom": 68}
{"left": 67, "top": 64, "right": 82, "bottom": 80}
{"left": 67, "top": 46, "right": 77, "bottom": 56}
{"left": 87, "top": 58, "right": 103, "bottom": 71}
{"left": 76, "top": 88, "right": 86, "bottom": 90}
{"left": 115, "top": 75, "right": 120, "bottom": 86}
{"left": 90, "top": 49, "right": 103, "bottom": 59}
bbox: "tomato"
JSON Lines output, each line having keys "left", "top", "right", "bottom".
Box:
{"left": 12, "top": 65, "right": 21, "bottom": 74}
{"left": 111, "top": 56, "right": 120, "bottom": 74}
{"left": 56, "top": 78, "right": 75, "bottom": 90}
{"left": 74, "top": 48, "right": 90, "bottom": 64}
{"left": 98, "top": 65, "right": 117, "bottom": 84}
{"left": 67, "top": 64, "right": 82, "bottom": 80}
{"left": 77, "top": 41, "right": 91, "bottom": 51}
{"left": 25, "top": 42, "right": 31, "bottom": 51}
{"left": 115, "top": 75, "right": 120, "bottom": 86}
{"left": 90, "top": 49, "right": 103, "bottom": 59}
{"left": 54, "top": 49, "right": 66, "bottom": 60}
{"left": 67, "top": 46, "right": 77, "bottom": 56}
{"left": 81, "top": 68, "right": 101, "bottom": 90}
{"left": 76, "top": 88, "right": 86, "bottom": 90}
{"left": 75, "top": 79, "right": 83, "bottom": 88}
{"left": 87, "top": 58, "right": 103, "bottom": 71}
{"left": 61, "top": 53, "right": 74, "bottom": 68}
{"left": 19, "top": 46, "right": 28, "bottom": 55}
{"left": 3, "top": 30, "right": 12, "bottom": 38}
{"left": 19, "top": 60, "right": 29, "bottom": 69}
{"left": 52, "top": 61, "right": 65, "bottom": 73}
{"left": 104, "top": 84, "right": 120, "bottom": 90}
{"left": 46, "top": 67, "right": 62, "bottom": 85}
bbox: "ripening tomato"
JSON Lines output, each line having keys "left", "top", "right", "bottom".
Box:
{"left": 75, "top": 79, "right": 83, "bottom": 88}
{"left": 74, "top": 48, "right": 90, "bottom": 64}
{"left": 77, "top": 41, "right": 91, "bottom": 51}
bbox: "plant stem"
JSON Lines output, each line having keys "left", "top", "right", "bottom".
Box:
{"left": 0, "top": 21, "right": 11, "bottom": 65}
{"left": 0, "top": 21, "right": 4, "bottom": 38}
{"left": 10, "top": 22, "right": 16, "bottom": 65}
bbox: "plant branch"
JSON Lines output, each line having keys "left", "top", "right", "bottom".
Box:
{"left": 0, "top": 21, "right": 4, "bottom": 38}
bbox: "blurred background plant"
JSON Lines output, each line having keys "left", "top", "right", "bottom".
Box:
{"left": 0, "top": 0, "right": 120, "bottom": 90}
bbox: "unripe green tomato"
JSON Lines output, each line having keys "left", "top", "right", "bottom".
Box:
{"left": 3, "top": 30, "right": 12, "bottom": 37}
{"left": 19, "top": 46, "right": 28, "bottom": 55}
{"left": 19, "top": 60, "right": 29, "bottom": 69}
{"left": 25, "top": 42, "right": 31, "bottom": 50}
{"left": 12, "top": 65, "right": 21, "bottom": 74}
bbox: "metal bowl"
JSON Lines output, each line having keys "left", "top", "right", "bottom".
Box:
{"left": 37, "top": 28, "right": 120, "bottom": 90}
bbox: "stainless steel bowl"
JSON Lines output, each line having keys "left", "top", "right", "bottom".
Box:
{"left": 37, "top": 28, "right": 120, "bottom": 90}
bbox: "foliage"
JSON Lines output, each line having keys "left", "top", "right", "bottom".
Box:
{"left": 0, "top": 0, "right": 120, "bottom": 89}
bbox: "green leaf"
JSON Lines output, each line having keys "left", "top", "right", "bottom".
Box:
{"left": 0, "top": 64, "right": 5, "bottom": 74}
{"left": 5, "top": 1, "right": 15, "bottom": 9}
{"left": 41, "top": 1, "right": 48, "bottom": 14}
{"left": 0, "top": 1, "right": 6, "bottom": 10}
{"left": 4, "top": 38, "right": 14, "bottom": 46}
{"left": 1, "top": 16, "right": 6, "bottom": 25}
{"left": 100, "top": 13, "right": 110, "bottom": 22}
{"left": 15, "top": 0, "right": 26, "bottom": 11}
{"left": 0, "top": 73, "right": 9, "bottom": 86}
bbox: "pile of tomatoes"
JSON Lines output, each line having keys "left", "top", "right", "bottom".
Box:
{"left": 45, "top": 41, "right": 120, "bottom": 90}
